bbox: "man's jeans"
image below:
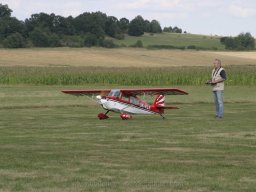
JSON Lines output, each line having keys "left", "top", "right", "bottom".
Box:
{"left": 213, "top": 91, "right": 224, "bottom": 117}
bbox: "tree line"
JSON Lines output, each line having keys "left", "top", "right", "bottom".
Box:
{"left": 0, "top": 3, "right": 183, "bottom": 48}
{"left": 220, "top": 33, "right": 255, "bottom": 50}
{"left": 0, "top": 3, "right": 255, "bottom": 50}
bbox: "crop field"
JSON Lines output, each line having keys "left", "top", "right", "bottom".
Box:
{"left": 0, "top": 65, "right": 256, "bottom": 86}
{"left": 0, "top": 48, "right": 256, "bottom": 191}
{"left": 1, "top": 48, "right": 256, "bottom": 68}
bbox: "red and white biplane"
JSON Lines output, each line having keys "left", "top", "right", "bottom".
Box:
{"left": 62, "top": 88, "right": 188, "bottom": 120}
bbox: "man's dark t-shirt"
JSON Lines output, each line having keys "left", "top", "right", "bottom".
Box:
{"left": 220, "top": 70, "right": 227, "bottom": 80}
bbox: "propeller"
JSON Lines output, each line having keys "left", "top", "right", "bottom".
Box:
{"left": 100, "top": 91, "right": 109, "bottom": 97}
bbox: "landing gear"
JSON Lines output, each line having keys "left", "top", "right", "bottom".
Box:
{"left": 97, "top": 110, "right": 110, "bottom": 120}
{"left": 120, "top": 113, "right": 132, "bottom": 120}
{"left": 159, "top": 114, "right": 165, "bottom": 119}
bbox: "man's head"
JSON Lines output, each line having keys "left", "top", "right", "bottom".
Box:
{"left": 213, "top": 59, "right": 221, "bottom": 69}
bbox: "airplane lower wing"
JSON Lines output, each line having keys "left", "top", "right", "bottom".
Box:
{"left": 62, "top": 89, "right": 110, "bottom": 96}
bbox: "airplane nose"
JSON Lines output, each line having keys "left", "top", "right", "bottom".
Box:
{"left": 96, "top": 95, "right": 102, "bottom": 100}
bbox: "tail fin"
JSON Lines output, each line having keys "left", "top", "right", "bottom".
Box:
{"left": 152, "top": 94, "right": 178, "bottom": 114}
{"left": 152, "top": 95, "right": 165, "bottom": 114}
{"left": 153, "top": 94, "right": 165, "bottom": 107}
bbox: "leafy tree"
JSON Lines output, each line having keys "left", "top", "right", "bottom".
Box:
{"left": 143, "top": 20, "right": 151, "bottom": 32}
{"left": 3, "top": 32, "right": 26, "bottom": 48}
{"left": 25, "top": 13, "right": 54, "bottom": 33}
{"left": 0, "top": 16, "right": 25, "bottom": 39}
{"left": 0, "top": 3, "right": 12, "bottom": 17}
{"left": 163, "top": 27, "right": 172, "bottom": 32}
{"left": 128, "top": 15, "right": 145, "bottom": 36}
{"left": 236, "top": 32, "right": 255, "bottom": 50}
{"left": 220, "top": 33, "right": 255, "bottom": 50}
{"left": 29, "top": 28, "right": 50, "bottom": 47}
{"left": 105, "top": 16, "right": 121, "bottom": 38}
{"left": 119, "top": 18, "right": 129, "bottom": 33}
{"left": 91, "top": 11, "right": 108, "bottom": 30}
{"left": 220, "top": 37, "right": 228, "bottom": 44}
{"left": 173, "top": 26, "right": 182, "bottom": 33}
{"left": 163, "top": 26, "right": 182, "bottom": 33}
{"left": 150, "top": 20, "right": 162, "bottom": 33}
{"left": 90, "top": 25, "right": 105, "bottom": 39}
{"left": 221, "top": 37, "right": 236, "bottom": 49}
{"left": 52, "top": 15, "right": 74, "bottom": 35}
{"left": 73, "top": 12, "right": 107, "bottom": 36}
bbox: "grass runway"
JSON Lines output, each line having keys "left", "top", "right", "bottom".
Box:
{"left": 0, "top": 85, "right": 255, "bottom": 191}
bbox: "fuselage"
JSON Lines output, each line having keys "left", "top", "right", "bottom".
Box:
{"left": 95, "top": 89, "right": 163, "bottom": 115}
{"left": 100, "top": 96, "right": 156, "bottom": 115}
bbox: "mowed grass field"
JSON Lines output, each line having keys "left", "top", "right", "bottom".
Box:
{"left": 0, "top": 48, "right": 256, "bottom": 191}
{"left": 0, "top": 85, "right": 256, "bottom": 192}
{"left": 112, "top": 33, "right": 225, "bottom": 49}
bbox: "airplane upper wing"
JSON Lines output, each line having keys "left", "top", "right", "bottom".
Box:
{"left": 120, "top": 88, "right": 188, "bottom": 96}
{"left": 62, "top": 89, "right": 111, "bottom": 96}
{"left": 62, "top": 88, "right": 188, "bottom": 96}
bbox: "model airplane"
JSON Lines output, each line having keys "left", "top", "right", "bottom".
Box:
{"left": 62, "top": 88, "right": 188, "bottom": 120}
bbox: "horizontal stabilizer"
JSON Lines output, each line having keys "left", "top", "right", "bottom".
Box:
{"left": 156, "top": 106, "right": 179, "bottom": 109}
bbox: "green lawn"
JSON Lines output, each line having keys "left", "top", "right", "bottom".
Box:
{"left": 0, "top": 85, "right": 256, "bottom": 192}
{"left": 112, "top": 33, "right": 225, "bottom": 50}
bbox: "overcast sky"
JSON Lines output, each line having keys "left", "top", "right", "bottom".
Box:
{"left": 2, "top": 0, "right": 256, "bottom": 36}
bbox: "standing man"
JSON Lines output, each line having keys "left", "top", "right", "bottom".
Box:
{"left": 207, "top": 59, "right": 227, "bottom": 118}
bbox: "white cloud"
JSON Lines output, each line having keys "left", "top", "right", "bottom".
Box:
{"left": 229, "top": 4, "right": 256, "bottom": 18}
{"left": 3, "top": 0, "right": 84, "bottom": 19}
{"left": 60, "top": 1, "right": 83, "bottom": 17}
{"left": 1, "top": 0, "right": 22, "bottom": 10}
{"left": 126, "top": 0, "right": 152, "bottom": 9}
{"left": 125, "top": 0, "right": 183, "bottom": 10}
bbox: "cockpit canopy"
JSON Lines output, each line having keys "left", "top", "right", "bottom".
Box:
{"left": 108, "top": 89, "right": 121, "bottom": 97}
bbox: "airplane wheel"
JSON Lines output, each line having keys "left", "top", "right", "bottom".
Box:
{"left": 98, "top": 113, "right": 109, "bottom": 120}
{"left": 120, "top": 113, "right": 132, "bottom": 120}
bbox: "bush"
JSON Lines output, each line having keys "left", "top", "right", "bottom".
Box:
{"left": 84, "top": 33, "right": 98, "bottom": 47}
{"left": 187, "top": 45, "right": 196, "bottom": 49}
{"left": 115, "top": 33, "right": 125, "bottom": 40}
{"left": 99, "top": 39, "right": 116, "bottom": 48}
{"left": 147, "top": 45, "right": 185, "bottom": 50}
{"left": 119, "top": 43, "right": 127, "bottom": 47}
{"left": 130, "top": 40, "right": 143, "bottom": 48}
{"left": 29, "top": 29, "right": 50, "bottom": 47}
{"left": 49, "top": 34, "right": 61, "bottom": 47}
{"left": 61, "top": 35, "right": 84, "bottom": 47}
{"left": 3, "top": 32, "right": 26, "bottom": 48}
{"left": 163, "top": 26, "right": 182, "bottom": 33}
